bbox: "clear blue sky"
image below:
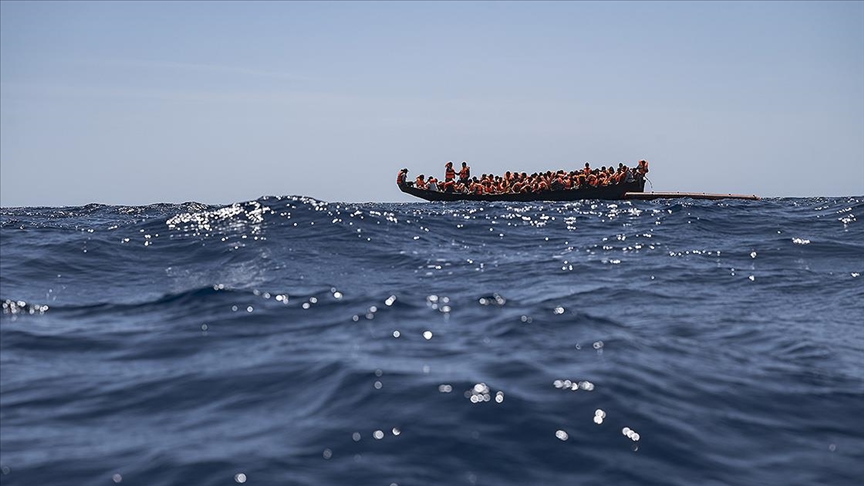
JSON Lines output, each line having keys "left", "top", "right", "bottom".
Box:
{"left": 1, "top": 1, "right": 862, "bottom": 206}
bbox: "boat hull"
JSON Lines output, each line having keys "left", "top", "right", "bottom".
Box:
{"left": 398, "top": 178, "right": 645, "bottom": 202}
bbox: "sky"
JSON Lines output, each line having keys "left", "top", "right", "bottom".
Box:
{"left": 1, "top": 1, "right": 862, "bottom": 207}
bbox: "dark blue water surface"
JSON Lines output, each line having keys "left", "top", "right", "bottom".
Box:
{"left": 1, "top": 196, "right": 862, "bottom": 486}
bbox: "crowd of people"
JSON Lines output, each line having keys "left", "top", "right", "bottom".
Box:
{"left": 397, "top": 160, "right": 648, "bottom": 195}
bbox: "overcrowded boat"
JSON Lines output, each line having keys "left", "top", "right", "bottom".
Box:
{"left": 397, "top": 160, "right": 648, "bottom": 202}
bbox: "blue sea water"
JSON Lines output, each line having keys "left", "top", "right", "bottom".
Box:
{"left": 1, "top": 196, "right": 862, "bottom": 486}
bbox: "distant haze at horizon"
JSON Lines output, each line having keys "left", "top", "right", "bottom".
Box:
{"left": 1, "top": 1, "right": 862, "bottom": 207}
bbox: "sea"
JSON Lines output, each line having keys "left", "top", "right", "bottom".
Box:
{"left": 1, "top": 196, "right": 862, "bottom": 486}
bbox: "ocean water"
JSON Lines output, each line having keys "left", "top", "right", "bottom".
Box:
{"left": 1, "top": 196, "right": 862, "bottom": 486}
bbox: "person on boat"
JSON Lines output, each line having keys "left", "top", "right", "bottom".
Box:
{"left": 637, "top": 159, "right": 649, "bottom": 175}
{"left": 536, "top": 174, "right": 549, "bottom": 192}
{"left": 427, "top": 177, "right": 440, "bottom": 192}
{"left": 610, "top": 165, "right": 622, "bottom": 184}
{"left": 458, "top": 161, "right": 471, "bottom": 183}
{"left": 396, "top": 168, "right": 410, "bottom": 187}
{"left": 512, "top": 179, "right": 523, "bottom": 193}
{"left": 573, "top": 172, "right": 585, "bottom": 188}
{"left": 444, "top": 161, "right": 456, "bottom": 181}
{"left": 414, "top": 174, "right": 427, "bottom": 189}
{"left": 471, "top": 178, "right": 484, "bottom": 195}
{"left": 583, "top": 162, "right": 591, "bottom": 177}
{"left": 441, "top": 177, "right": 455, "bottom": 193}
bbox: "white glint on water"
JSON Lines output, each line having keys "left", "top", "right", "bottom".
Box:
{"left": 594, "top": 409, "right": 606, "bottom": 424}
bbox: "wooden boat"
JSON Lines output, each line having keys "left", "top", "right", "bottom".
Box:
{"left": 398, "top": 177, "right": 646, "bottom": 202}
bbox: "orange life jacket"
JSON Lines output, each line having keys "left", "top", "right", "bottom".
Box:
{"left": 445, "top": 166, "right": 456, "bottom": 180}
{"left": 458, "top": 167, "right": 470, "bottom": 179}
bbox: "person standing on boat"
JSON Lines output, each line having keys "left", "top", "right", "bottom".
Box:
{"left": 396, "top": 168, "right": 410, "bottom": 187}
{"left": 637, "top": 159, "right": 649, "bottom": 176}
{"left": 458, "top": 161, "right": 471, "bottom": 184}
{"left": 444, "top": 161, "right": 456, "bottom": 181}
